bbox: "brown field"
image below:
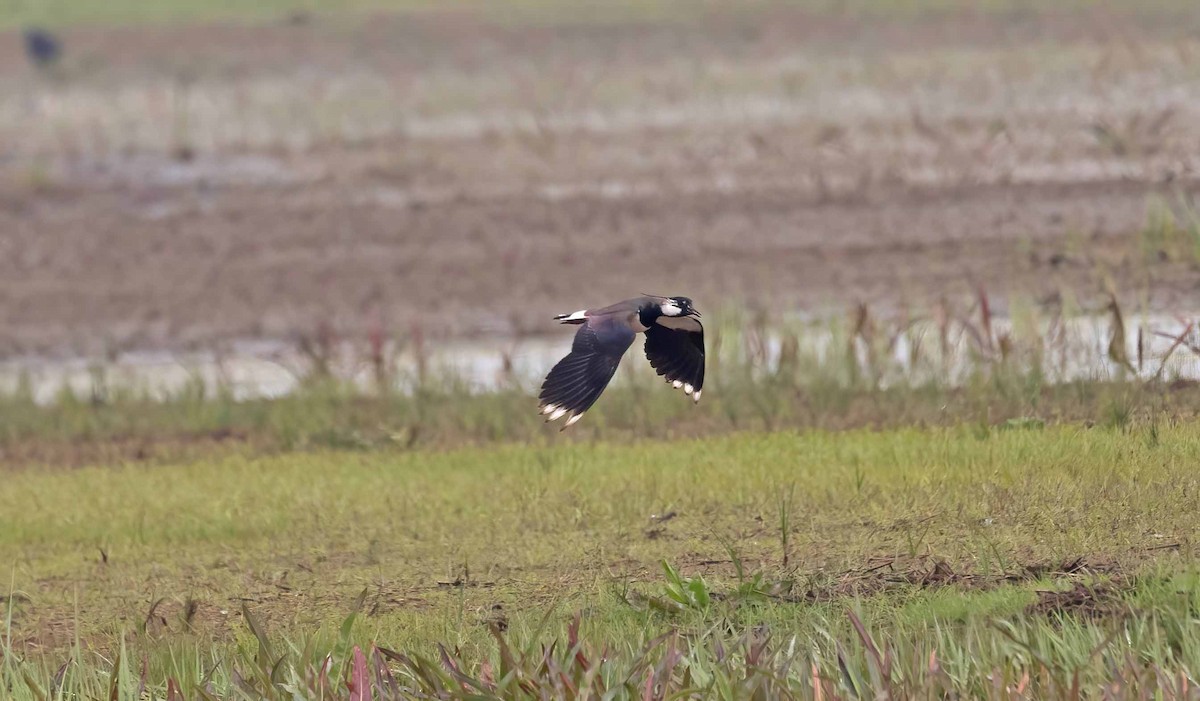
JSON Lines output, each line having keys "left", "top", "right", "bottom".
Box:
{"left": 1, "top": 4, "right": 1199, "bottom": 358}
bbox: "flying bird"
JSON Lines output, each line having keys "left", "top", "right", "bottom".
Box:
{"left": 538, "top": 295, "right": 705, "bottom": 428}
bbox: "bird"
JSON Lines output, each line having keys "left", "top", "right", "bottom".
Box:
{"left": 22, "top": 28, "right": 62, "bottom": 69}
{"left": 538, "top": 295, "right": 705, "bottom": 428}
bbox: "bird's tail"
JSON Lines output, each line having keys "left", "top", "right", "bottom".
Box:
{"left": 553, "top": 309, "right": 588, "bottom": 325}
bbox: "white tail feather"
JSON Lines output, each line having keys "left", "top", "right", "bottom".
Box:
{"left": 555, "top": 309, "right": 588, "bottom": 322}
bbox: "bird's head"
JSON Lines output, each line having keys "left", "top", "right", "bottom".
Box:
{"left": 659, "top": 296, "right": 699, "bottom": 318}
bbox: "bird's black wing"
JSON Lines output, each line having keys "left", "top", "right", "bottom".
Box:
{"left": 644, "top": 315, "right": 705, "bottom": 401}
{"left": 538, "top": 315, "right": 636, "bottom": 427}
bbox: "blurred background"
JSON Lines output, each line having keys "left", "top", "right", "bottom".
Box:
{"left": 2, "top": 0, "right": 1199, "bottom": 397}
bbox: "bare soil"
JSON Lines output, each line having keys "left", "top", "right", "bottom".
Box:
{"left": 2, "top": 6, "right": 1200, "bottom": 357}
{"left": 4, "top": 549, "right": 1148, "bottom": 653}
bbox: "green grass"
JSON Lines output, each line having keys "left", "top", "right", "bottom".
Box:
{"left": 4, "top": 422, "right": 1200, "bottom": 696}
{"left": 2, "top": 0, "right": 1196, "bottom": 30}
{"left": 1, "top": 369, "right": 1194, "bottom": 465}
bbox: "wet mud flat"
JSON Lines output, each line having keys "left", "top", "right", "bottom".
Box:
{"left": 1, "top": 5, "right": 1200, "bottom": 358}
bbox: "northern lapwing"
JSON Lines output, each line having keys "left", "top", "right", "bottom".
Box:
{"left": 538, "top": 295, "right": 705, "bottom": 428}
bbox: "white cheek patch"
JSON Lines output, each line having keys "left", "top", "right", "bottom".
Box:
{"left": 660, "top": 302, "right": 682, "bottom": 316}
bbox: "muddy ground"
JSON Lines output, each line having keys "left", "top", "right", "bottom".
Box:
{"left": 1, "top": 5, "right": 1200, "bottom": 357}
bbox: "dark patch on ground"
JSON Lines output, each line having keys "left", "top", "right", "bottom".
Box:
{"left": 1028, "top": 581, "right": 1129, "bottom": 620}
{"left": 800, "top": 555, "right": 1122, "bottom": 603}
{"left": 710, "top": 552, "right": 1132, "bottom": 607}
{"left": 635, "top": 552, "right": 1148, "bottom": 621}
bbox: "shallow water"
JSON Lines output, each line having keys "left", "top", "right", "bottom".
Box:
{"left": 1, "top": 312, "right": 1198, "bottom": 405}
